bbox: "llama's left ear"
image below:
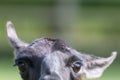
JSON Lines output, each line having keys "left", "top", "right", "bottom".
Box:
{"left": 6, "top": 21, "right": 29, "bottom": 50}
{"left": 80, "top": 51, "right": 117, "bottom": 79}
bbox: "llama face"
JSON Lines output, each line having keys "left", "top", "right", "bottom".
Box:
{"left": 13, "top": 38, "right": 84, "bottom": 80}
{"left": 6, "top": 21, "right": 117, "bottom": 80}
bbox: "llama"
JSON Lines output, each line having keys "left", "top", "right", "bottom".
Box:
{"left": 6, "top": 21, "right": 117, "bottom": 80}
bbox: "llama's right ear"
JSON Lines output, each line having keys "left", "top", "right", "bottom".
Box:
{"left": 6, "top": 21, "right": 29, "bottom": 50}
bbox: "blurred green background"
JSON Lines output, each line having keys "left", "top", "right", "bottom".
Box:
{"left": 0, "top": 0, "right": 120, "bottom": 80}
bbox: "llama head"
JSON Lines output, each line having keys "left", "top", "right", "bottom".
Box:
{"left": 6, "top": 21, "right": 117, "bottom": 80}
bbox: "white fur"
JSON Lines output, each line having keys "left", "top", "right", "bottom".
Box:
{"left": 6, "top": 21, "right": 28, "bottom": 49}
{"left": 6, "top": 21, "right": 19, "bottom": 41}
{"left": 83, "top": 51, "right": 117, "bottom": 79}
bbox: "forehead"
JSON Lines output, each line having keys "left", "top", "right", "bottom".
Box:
{"left": 16, "top": 38, "right": 84, "bottom": 64}
{"left": 29, "top": 38, "right": 70, "bottom": 53}
{"left": 16, "top": 38, "right": 71, "bottom": 59}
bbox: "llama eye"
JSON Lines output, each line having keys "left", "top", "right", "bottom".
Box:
{"left": 72, "top": 61, "right": 82, "bottom": 73}
{"left": 15, "top": 60, "right": 26, "bottom": 72}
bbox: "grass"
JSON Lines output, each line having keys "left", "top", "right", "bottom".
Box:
{"left": 0, "top": 58, "right": 20, "bottom": 80}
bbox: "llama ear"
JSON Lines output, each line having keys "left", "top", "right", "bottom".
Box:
{"left": 6, "top": 21, "right": 29, "bottom": 50}
{"left": 80, "top": 51, "right": 117, "bottom": 79}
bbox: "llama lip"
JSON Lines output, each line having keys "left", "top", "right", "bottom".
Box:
{"left": 6, "top": 21, "right": 117, "bottom": 80}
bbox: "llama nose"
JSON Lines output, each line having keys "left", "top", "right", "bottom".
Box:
{"left": 40, "top": 72, "right": 61, "bottom": 80}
